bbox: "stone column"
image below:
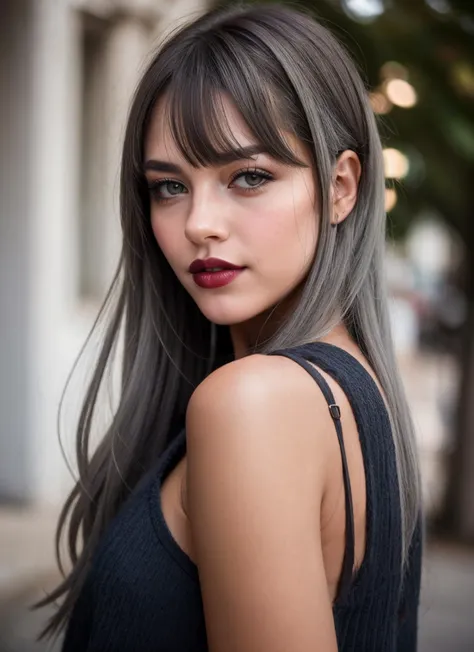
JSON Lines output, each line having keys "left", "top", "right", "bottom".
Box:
{"left": 96, "top": 13, "right": 151, "bottom": 299}
{"left": 27, "top": 0, "right": 83, "bottom": 505}
{"left": 0, "top": 0, "right": 35, "bottom": 501}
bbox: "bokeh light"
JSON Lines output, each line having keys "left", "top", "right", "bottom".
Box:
{"left": 386, "top": 78, "right": 418, "bottom": 108}
{"left": 385, "top": 187, "right": 398, "bottom": 211}
{"left": 383, "top": 148, "right": 410, "bottom": 179}
{"left": 343, "top": 0, "right": 385, "bottom": 19}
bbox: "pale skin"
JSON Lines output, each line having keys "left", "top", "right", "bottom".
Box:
{"left": 144, "top": 95, "right": 377, "bottom": 651}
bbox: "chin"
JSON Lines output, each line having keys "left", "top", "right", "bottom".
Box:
{"left": 194, "top": 297, "right": 261, "bottom": 327}
{"left": 198, "top": 308, "right": 254, "bottom": 327}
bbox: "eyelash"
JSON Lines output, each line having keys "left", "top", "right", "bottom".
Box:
{"left": 147, "top": 167, "right": 274, "bottom": 203}
{"left": 230, "top": 167, "right": 274, "bottom": 191}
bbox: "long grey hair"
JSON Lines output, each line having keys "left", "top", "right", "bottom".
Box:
{"left": 40, "top": 2, "right": 420, "bottom": 638}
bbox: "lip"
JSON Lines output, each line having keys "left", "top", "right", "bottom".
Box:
{"left": 192, "top": 268, "right": 244, "bottom": 289}
{"left": 188, "top": 257, "right": 243, "bottom": 274}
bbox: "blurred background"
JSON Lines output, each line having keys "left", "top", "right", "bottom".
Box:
{"left": 0, "top": 0, "right": 473, "bottom": 649}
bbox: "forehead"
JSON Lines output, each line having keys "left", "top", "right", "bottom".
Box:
{"left": 145, "top": 94, "right": 255, "bottom": 161}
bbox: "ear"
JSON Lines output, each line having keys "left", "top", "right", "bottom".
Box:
{"left": 330, "top": 150, "right": 361, "bottom": 226}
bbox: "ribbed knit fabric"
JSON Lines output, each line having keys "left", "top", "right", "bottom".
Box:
{"left": 61, "top": 342, "right": 422, "bottom": 651}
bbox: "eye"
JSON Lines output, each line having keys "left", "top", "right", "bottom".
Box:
{"left": 148, "top": 179, "right": 188, "bottom": 201}
{"left": 230, "top": 169, "right": 273, "bottom": 191}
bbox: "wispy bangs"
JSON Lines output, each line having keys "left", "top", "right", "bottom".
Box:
{"left": 162, "top": 32, "right": 308, "bottom": 169}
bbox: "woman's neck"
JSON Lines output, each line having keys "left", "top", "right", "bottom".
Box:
{"left": 229, "top": 312, "right": 351, "bottom": 360}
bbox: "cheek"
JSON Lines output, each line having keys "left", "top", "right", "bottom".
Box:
{"left": 250, "top": 191, "right": 318, "bottom": 276}
{"left": 150, "top": 217, "right": 164, "bottom": 249}
{"left": 150, "top": 215, "right": 182, "bottom": 267}
{"left": 298, "top": 211, "right": 319, "bottom": 267}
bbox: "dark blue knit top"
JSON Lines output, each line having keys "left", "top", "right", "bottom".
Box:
{"left": 61, "top": 343, "right": 422, "bottom": 651}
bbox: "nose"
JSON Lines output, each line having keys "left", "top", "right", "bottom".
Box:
{"left": 184, "top": 191, "right": 229, "bottom": 245}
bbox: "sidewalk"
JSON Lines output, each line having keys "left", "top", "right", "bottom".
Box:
{"left": 0, "top": 507, "right": 60, "bottom": 651}
{"left": 0, "top": 508, "right": 58, "bottom": 594}
{"left": 419, "top": 543, "right": 474, "bottom": 652}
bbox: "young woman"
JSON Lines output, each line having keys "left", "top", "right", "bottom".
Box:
{"left": 41, "top": 4, "right": 422, "bottom": 650}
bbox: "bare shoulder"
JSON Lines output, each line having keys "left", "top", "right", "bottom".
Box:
{"left": 187, "top": 353, "right": 332, "bottom": 429}
{"left": 186, "top": 353, "right": 335, "bottom": 485}
{"left": 190, "top": 353, "right": 300, "bottom": 401}
{"left": 194, "top": 350, "right": 332, "bottom": 401}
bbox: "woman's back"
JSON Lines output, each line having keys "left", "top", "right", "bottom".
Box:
{"left": 62, "top": 343, "right": 422, "bottom": 652}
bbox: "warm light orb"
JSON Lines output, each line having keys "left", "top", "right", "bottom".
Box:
{"left": 383, "top": 148, "right": 410, "bottom": 179}
{"left": 385, "top": 188, "right": 398, "bottom": 212}
{"left": 369, "top": 91, "right": 392, "bottom": 114}
{"left": 385, "top": 79, "right": 418, "bottom": 108}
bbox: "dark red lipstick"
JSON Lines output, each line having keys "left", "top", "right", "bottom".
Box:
{"left": 188, "top": 258, "right": 245, "bottom": 289}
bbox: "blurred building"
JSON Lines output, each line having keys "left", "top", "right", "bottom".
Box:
{"left": 0, "top": 0, "right": 208, "bottom": 506}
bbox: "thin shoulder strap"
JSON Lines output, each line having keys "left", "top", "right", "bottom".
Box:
{"left": 271, "top": 349, "right": 355, "bottom": 602}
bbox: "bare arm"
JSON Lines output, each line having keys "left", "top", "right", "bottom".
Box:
{"left": 186, "top": 354, "right": 338, "bottom": 652}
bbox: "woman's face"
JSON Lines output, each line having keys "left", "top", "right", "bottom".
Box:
{"left": 144, "top": 96, "right": 318, "bottom": 327}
